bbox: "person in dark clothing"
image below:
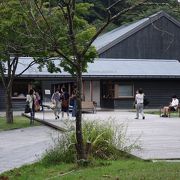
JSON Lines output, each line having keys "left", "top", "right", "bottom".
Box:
{"left": 70, "top": 89, "right": 77, "bottom": 118}
{"left": 61, "top": 87, "right": 69, "bottom": 119}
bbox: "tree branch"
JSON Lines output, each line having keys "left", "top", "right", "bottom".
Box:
{"left": 54, "top": 48, "right": 78, "bottom": 69}
{"left": 7, "top": 57, "right": 18, "bottom": 90}
{"left": 33, "top": 0, "right": 56, "bottom": 44}
{"left": 16, "top": 60, "right": 36, "bottom": 77}
{"left": 66, "top": 0, "right": 78, "bottom": 58}
{"left": 81, "top": 0, "right": 147, "bottom": 56}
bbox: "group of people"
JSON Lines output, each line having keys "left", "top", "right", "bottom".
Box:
{"left": 25, "top": 87, "right": 77, "bottom": 124}
{"left": 51, "top": 87, "right": 69, "bottom": 119}
{"left": 51, "top": 87, "right": 77, "bottom": 120}
{"left": 134, "top": 88, "right": 179, "bottom": 119}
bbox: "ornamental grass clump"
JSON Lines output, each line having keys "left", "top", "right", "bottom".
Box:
{"left": 78, "top": 121, "right": 139, "bottom": 160}
{"left": 41, "top": 133, "right": 76, "bottom": 165}
{"left": 72, "top": 121, "right": 119, "bottom": 160}
{"left": 41, "top": 120, "right": 139, "bottom": 165}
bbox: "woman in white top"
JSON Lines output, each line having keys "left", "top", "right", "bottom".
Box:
{"left": 135, "top": 88, "right": 145, "bottom": 120}
{"left": 26, "top": 89, "right": 36, "bottom": 124}
{"left": 161, "top": 95, "right": 179, "bottom": 117}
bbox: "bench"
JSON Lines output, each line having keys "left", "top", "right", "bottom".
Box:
{"left": 168, "top": 104, "right": 180, "bottom": 117}
{"left": 82, "top": 101, "right": 96, "bottom": 113}
{"left": 160, "top": 104, "right": 180, "bottom": 117}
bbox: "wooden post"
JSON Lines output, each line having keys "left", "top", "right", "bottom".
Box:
{"left": 90, "top": 80, "right": 93, "bottom": 101}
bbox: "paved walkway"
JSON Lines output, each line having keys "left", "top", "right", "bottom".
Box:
{"left": 1, "top": 110, "right": 180, "bottom": 174}
{"left": 0, "top": 126, "right": 61, "bottom": 174}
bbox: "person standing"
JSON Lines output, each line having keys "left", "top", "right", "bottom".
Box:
{"left": 135, "top": 88, "right": 145, "bottom": 120}
{"left": 34, "top": 90, "right": 41, "bottom": 112}
{"left": 51, "top": 89, "right": 61, "bottom": 119}
{"left": 70, "top": 89, "right": 77, "bottom": 118}
{"left": 61, "top": 87, "right": 70, "bottom": 119}
{"left": 26, "top": 89, "right": 36, "bottom": 125}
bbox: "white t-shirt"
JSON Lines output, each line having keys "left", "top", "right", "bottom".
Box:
{"left": 171, "top": 98, "right": 179, "bottom": 109}
{"left": 135, "top": 93, "right": 144, "bottom": 104}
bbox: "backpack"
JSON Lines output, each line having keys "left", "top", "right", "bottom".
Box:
{"left": 62, "top": 99, "right": 69, "bottom": 108}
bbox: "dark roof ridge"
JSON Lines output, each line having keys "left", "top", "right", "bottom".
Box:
{"left": 149, "top": 11, "right": 180, "bottom": 27}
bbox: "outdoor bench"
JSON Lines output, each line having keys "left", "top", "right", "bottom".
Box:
{"left": 160, "top": 104, "right": 180, "bottom": 117}
{"left": 82, "top": 101, "right": 96, "bottom": 113}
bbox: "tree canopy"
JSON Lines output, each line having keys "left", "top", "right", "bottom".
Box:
{"left": 76, "top": 0, "right": 180, "bottom": 31}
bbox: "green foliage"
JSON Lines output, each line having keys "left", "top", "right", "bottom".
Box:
{"left": 0, "top": 0, "right": 40, "bottom": 59}
{"left": 41, "top": 133, "right": 76, "bottom": 165}
{"left": 20, "top": 1, "right": 98, "bottom": 75}
{"left": 75, "top": 121, "right": 139, "bottom": 160}
{"left": 77, "top": 0, "right": 180, "bottom": 32}
{"left": 82, "top": 121, "right": 116, "bottom": 159}
{"left": 41, "top": 120, "right": 139, "bottom": 165}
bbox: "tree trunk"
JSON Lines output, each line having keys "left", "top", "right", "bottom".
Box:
{"left": 5, "top": 88, "right": 13, "bottom": 124}
{"left": 75, "top": 69, "right": 86, "bottom": 160}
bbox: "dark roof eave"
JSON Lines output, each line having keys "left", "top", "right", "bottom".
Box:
{"left": 16, "top": 74, "right": 72, "bottom": 78}
{"left": 83, "top": 75, "right": 180, "bottom": 79}
{"left": 9, "top": 74, "right": 180, "bottom": 79}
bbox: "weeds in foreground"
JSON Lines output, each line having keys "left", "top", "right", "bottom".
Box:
{"left": 41, "top": 119, "right": 140, "bottom": 166}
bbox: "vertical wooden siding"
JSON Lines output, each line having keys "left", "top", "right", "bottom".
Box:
{"left": 100, "top": 17, "right": 180, "bottom": 60}
{"left": 101, "top": 79, "right": 180, "bottom": 109}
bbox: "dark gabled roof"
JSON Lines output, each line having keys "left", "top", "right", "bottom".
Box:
{"left": 93, "top": 11, "right": 180, "bottom": 54}
{"left": 14, "top": 57, "right": 180, "bottom": 79}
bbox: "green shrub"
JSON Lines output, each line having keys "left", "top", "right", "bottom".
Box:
{"left": 41, "top": 120, "right": 140, "bottom": 165}
{"left": 79, "top": 121, "right": 117, "bottom": 160}
{"left": 41, "top": 134, "right": 76, "bottom": 165}
{"left": 76, "top": 121, "right": 139, "bottom": 160}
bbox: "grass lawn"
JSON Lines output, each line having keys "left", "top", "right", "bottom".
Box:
{"left": 0, "top": 116, "right": 40, "bottom": 131}
{"left": 1, "top": 159, "right": 180, "bottom": 180}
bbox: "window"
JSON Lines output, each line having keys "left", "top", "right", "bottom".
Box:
{"left": 118, "top": 84, "right": 133, "bottom": 97}
{"left": 102, "top": 81, "right": 114, "bottom": 99}
{"left": 12, "top": 81, "right": 28, "bottom": 98}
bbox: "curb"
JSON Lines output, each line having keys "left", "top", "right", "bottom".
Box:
{"left": 22, "top": 113, "right": 67, "bottom": 132}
